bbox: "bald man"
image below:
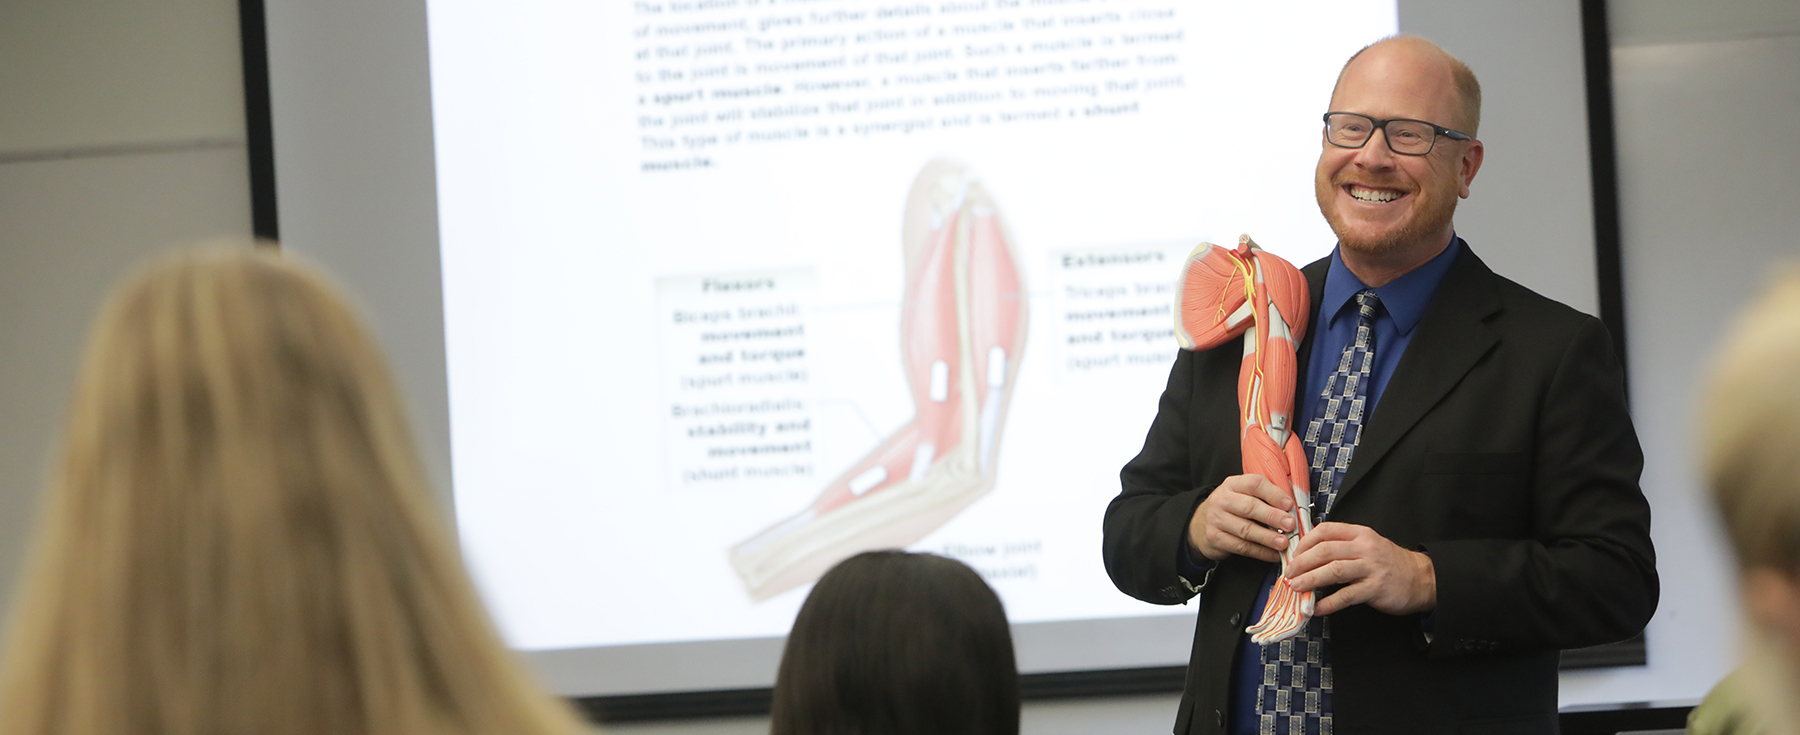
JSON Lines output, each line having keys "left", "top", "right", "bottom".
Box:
{"left": 1103, "top": 37, "right": 1657, "bottom": 735}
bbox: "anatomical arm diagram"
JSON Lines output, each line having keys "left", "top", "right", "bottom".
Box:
{"left": 1176, "top": 236, "right": 1315, "bottom": 644}
{"left": 730, "top": 160, "right": 1029, "bottom": 601}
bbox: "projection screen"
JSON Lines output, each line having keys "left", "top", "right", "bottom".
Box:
{"left": 265, "top": 0, "right": 1617, "bottom": 702}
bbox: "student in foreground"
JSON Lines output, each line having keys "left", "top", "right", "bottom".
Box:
{"left": 0, "top": 246, "right": 589, "bottom": 735}
{"left": 1691, "top": 270, "right": 1800, "bottom": 735}
{"left": 770, "top": 550, "right": 1018, "bottom": 735}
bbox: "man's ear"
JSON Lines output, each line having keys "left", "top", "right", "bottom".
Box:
{"left": 1457, "top": 140, "right": 1485, "bottom": 199}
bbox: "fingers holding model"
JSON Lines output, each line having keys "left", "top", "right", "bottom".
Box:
{"left": 1285, "top": 521, "right": 1436, "bottom": 616}
{"left": 1188, "top": 474, "right": 1296, "bottom": 563}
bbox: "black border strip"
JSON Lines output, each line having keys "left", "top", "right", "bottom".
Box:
{"left": 1581, "top": 0, "right": 1628, "bottom": 377}
{"left": 237, "top": 0, "right": 280, "bottom": 241}
{"left": 1561, "top": 704, "right": 1691, "bottom": 735}
{"left": 574, "top": 666, "right": 1191, "bottom": 723}
{"left": 576, "top": 644, "right": 1645, "bottom": 724}
{"left": 576, "top": 687, "right": 771, "bottom": 723}
{"left": 1561, "top": 631, "right": 1647, "bottom": 669}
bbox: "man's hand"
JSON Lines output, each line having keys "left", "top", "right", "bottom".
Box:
{"left": 1285, "top": 522, "right": 1436, "bottom": 616}
{"left": 1188, "top": 474, "right": 1296, "bottom": 563}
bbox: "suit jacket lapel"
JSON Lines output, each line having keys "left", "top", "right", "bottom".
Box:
{"left": 1332, "top": 246, "right": 1503, "bottom": 508}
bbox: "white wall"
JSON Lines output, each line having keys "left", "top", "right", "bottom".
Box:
{"left": 0, "top": 0, "right": 252, "bottom": 618}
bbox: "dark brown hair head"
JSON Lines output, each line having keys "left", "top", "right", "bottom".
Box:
{"left": 770, "top": 551, "right": 1019, "bottom": 735}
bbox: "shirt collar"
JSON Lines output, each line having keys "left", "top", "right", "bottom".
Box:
{"left": 1320, "top": 234, "right": 1462, "bottom": 336}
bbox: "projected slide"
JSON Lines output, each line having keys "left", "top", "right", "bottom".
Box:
{"left": 731, "top": 160, "right": 1028, "bottom": 601}
{"left": 428, "top": 0, "right": 1396, "bottom": 652}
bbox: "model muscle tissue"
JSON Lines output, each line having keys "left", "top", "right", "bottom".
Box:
{"left": 730, "top": 160, "right": 1029, "bottom": 600}
{"left": 1175, "top": 235, "right": 1314, "bottom": 643}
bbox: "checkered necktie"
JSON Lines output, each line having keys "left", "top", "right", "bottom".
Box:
{"left": 1254, "top": 290, "right": 1380, "bottom": 735}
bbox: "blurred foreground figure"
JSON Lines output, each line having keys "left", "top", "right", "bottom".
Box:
{"left": 0, "top": 246, "right": 587, "bottom": 735}
{"left": 771, "top": 551, "right": 1018, "bottom": 735}
{"left": 1694, "top": 271, "right": 1800, "bottom": 735}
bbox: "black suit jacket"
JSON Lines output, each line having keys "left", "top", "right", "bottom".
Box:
{"left": 1102, "top": 245, "right": 1658, "bottom": 735}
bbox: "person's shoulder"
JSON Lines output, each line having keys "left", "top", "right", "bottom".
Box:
{"left": 1449, "top": 242, "right": 1596, "bottom": 331}
{"left": 1488, "top": 273, "right": 1596, "bottom": 330}
{"left": 1476, "top": 270, "right": 1619, "bottom": 369}
{"left": 1687, "top": 667, "right": 1770, "bottom": 735}
{"left": 1302, "top": 253, "right": 1332, "bottom": 275}
{"left": 1452, "top": 246, "right": 1611, "bottom": 359}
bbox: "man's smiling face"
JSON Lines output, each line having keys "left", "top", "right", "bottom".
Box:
{"left": 1315, "top": 39, "right": 1481, "bottom": 260}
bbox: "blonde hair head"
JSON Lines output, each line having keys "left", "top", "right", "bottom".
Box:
{"left": 1703, "top": 268, "right": 1800, "bottom": 735}
{"left": 0, "top": 245, "right": 585, "bottom": 735}
{"left": 1706, "top": 269, "right": 1800, "bottom": 572}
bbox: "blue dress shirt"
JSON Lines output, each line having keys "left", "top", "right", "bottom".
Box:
{"left": 1172, "top": 237, "right": 1462, "bottom": 735}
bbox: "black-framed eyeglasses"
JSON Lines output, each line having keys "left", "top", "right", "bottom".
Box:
{"left": 1323, "top": 112, "right": 1472, "bottom": 156}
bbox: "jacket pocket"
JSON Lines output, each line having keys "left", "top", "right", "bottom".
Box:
{"left": 1424, "top": 451, "right": 1526, "bottom": 476}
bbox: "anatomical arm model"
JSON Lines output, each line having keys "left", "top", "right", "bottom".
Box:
{"left": 730, "top": 160, "right": 1028, "bottom": 601}
{"left": 1174, "top": 235, "right": 1313, "bottom": 644}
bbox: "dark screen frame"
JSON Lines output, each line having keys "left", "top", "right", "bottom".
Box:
{"left": 238, "top": 0, "right": 279, "bottom": 241}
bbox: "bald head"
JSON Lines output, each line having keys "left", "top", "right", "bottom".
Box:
{"left": 1332, "top": 36, "right": 1481, "bottom": 137}
{"left": 1314, "top": 34, "right": 1487, "bottom": 278}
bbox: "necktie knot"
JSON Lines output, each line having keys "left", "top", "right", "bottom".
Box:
{"left": 1354, "top": 290, "right": 1381, "bottom": 321}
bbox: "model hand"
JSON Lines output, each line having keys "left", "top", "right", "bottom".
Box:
{"left": 1285, "top": 522, "right": 1435, "bottom": 616}
{"left": 1188, "top": 474, "right": 1296, "bottom": 563}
